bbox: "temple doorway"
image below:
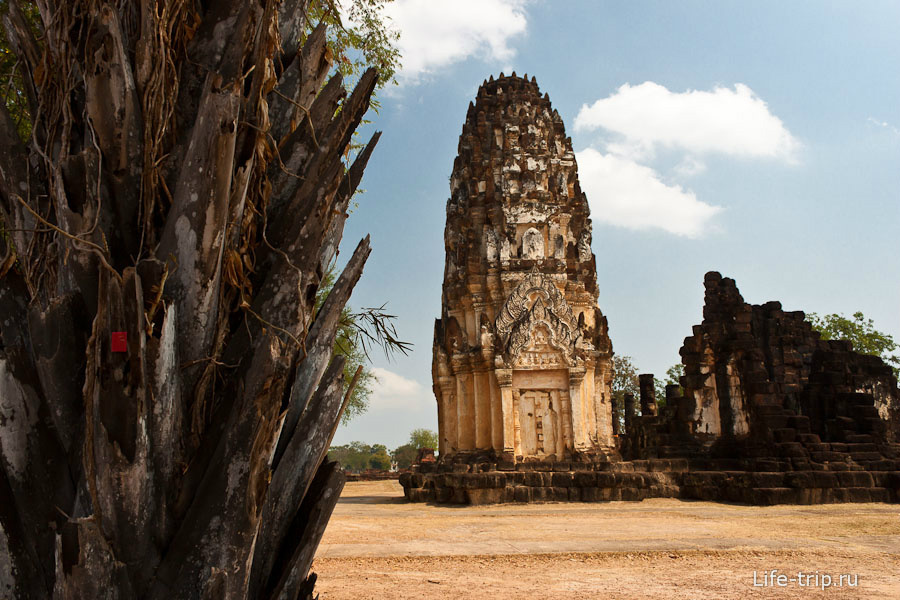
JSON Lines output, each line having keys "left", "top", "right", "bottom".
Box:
{"left": 518, "top": 390, "right": 559, "bottom": 457}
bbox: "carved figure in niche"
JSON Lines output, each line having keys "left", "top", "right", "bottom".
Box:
{"left": 480, "top": 314, "right": 494, "bottom": 349}
{"left": 480, "top": 325, "right": 494, "bottom": 349}
{"left": 532, "top": 323, "right": 550, "bottom": 347}
{"left": 446, "top": 253, "right": 457, "bottom": 277}
{"left": 532, "top": 297, "right": 547, "bottom": 321}
{"left": 515, "top": 322, "right": 566, "bottom": 369}
{"left": 500, "top": 236, "right": 511, "bottom": 261}
{"left": 522, "top": 227, "right": 545, "bottom": 260}
{"left": 444, "top": 316, "right": 466, "bottom": 354}
{"left": 553, "top": 234, "right": 565, "bottom": 259}
{"left": 485, "top": 227, "right": 499, "bottom": 264}
{"left": 577, "top": 230, "right": 592, "bottom": 262}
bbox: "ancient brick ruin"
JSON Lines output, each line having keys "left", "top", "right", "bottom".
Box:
{"left": 400, "top": 73, "right": 900, "bottom": 505}
{"left": 432, "top": 73, "right": 615, "bottom": 461}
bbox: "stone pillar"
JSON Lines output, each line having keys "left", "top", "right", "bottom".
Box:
{"left": 478, "top": 372, "right": 492, "bottom": 448}
{"left": 496, "top": 369, "right": 515, "bottom": 455}
{"left": 611, "top": 393, "right": 619, "bottom": 436}
{"left": 585, "top": 367, "right": 601, "bottom": 438}
{"left": 489, "top": 374, "right": 502, "bottom": 451}
{"left": 456, "top": 374, "right": 473, "bottom": 449}
{"left": 439, "top": 379, "right": 457, "bottom": 452}
{"left": 473, "top": 371, "right": 484, "bottom": 448}
{"left": 436, "top": 388, "right": 445, "bottom": 455}
{"left": 559, "top": 387, "right": 574, "bottom": 451}
{"left": 669, "top": 385, "right": 692, "bottom": 437}
{"left": 568, "top": 368, "right": 586, "bottom": 449}
{"left": 665, "top": 384, "right": 681, "bottom": 406}
{"left": 512, "top": 388, "right": 522, "bottom": 457}
{"left": 549, "top": 389, "right": 563, "bottom": 456}
{"left": 624, "top": 392, "right": 636, "bottom": 433}
{"left": 639, "top": 373, "right": 658, "bottom": 417}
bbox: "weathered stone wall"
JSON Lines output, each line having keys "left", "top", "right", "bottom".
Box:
{"left": 615, "top": 272, "right": 900, "bottom": 471}
{"left": 677, "top": 272, "right": 899, "bottom": 449}
{"left": 433, "top": 73, "right": 614, "bottom": 461}
{"left": 401, "top": 458, "right": 900, "bottom": 506}
{"left": 405, "top": 271, "right": 900, "bottom": 506}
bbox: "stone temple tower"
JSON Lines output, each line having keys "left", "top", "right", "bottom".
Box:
{"left": 433, "top": 73, "right": 615, "bottom": 462}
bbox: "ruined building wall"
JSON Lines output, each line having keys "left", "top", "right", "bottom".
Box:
{"left": 433, "top": 74, "right": 614, "bottom": 461}
{"left": 405, "top": 267, "right": 900, "bottom": 505}
{"left": 678, "top": 272, "right": 900, "bottom": 447}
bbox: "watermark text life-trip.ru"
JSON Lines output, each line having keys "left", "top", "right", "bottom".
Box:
{"left": 753, "top": 570, "right": 859, "bottom": 590}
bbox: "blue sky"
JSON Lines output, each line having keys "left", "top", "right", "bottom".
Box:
{"left": 331, "top": 0, "right": 900, "bottom": 450}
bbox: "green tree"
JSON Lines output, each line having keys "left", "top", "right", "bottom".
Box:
{"left": 315, "top": 265, "right": 375, "bottom": 424}
{"left": 409, "top": 428, "right": 439, "bottom": 450}
{"left": 368, "top": 443, "right": 392, "bottom": 470}
{"left": 612, "top": 355, "right": 640, "bottom": 398}
{"left": 0, "top": 0, "right": 39, "bottom": 140}
{"left": 316, "top": 263, "right": 410, "bottom": 424}
{"left": 611, "top": 355, "right": 639, "bottom": 431}
{"left": 328, "top": 442, "right": 368, "bottom": 471}
{"left": 391, "top": 443, "right": 417, "bottom": 469}
{"left": 807, "top": 312, "right": 899, "bottom": 377}
{"left": 309, "top": 0, "right": 401, "bottom": 99}
{"left": 306, "top": 0, "right": 402, "bottom": 182}
{"left": 327, "top": 444, "right": 356, "bottom": 471}
{"left": 347, "top": 440, "right": 374, "bottom": 469}
{"left": 655, "top": 363, "right": 685, "bottom": 408}
{"left": 328, "top": 441, "right": 399, "bottom": 471}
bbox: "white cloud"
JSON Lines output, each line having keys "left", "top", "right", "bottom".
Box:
{"left": 575, "top": 82, "right": 800, "bottom": 162}
{"left": 673, "top": 155, "right": 707, "bottom": 178}
{"left": 576, "top": 148, "right": 721, "bottom": 238}
{"left": 369, "top": 367, "right": 429, "bottom": 410}
{"left": 572, "top": 81, "right": 799, "bottom": 236}
{"left": 867, "top": 117, "right": 900, "bottom": 136}
{"left": 384, "top": 0, "right": 528, "bottom": 83}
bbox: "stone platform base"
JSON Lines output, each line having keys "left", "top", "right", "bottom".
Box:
{"left": 400, "top": 459, "right": 900, "bottom": 506}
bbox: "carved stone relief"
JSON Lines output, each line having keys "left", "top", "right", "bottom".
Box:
{"left": 485, "top": 227, "right": 499, "bottom": 264}
{"left": 521, "top": 227, "right": 544, "bottom": 260}
{"left": 495, "top": 270, "right": 581, "bottom": 367}
{"left": 577, "top": 230, "right": 592, "bottom": 263}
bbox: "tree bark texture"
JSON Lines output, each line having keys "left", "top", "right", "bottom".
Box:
{"left": 0, "top": 1, "right": 380, "bottom": 598}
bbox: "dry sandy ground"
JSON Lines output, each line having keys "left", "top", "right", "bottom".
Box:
{"left": 313, "top": 480, "right": 900, "bottom": 599}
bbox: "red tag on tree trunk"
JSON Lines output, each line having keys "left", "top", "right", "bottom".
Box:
{"left": 111, "top": 331, "right": 127, "bottom": 353}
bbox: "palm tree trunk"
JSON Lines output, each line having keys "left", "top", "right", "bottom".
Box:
{"left": 0, "top": 1, "right": 379, "bottom": 597}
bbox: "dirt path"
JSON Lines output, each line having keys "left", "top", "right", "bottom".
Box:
{"left": 313, "top": 480, "right": 900, "bottom": 599}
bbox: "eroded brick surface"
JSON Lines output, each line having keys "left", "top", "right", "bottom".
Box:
{"left": 432, "top": 73, "right": 614, "bottom": 462}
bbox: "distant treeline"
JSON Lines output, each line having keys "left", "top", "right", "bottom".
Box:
{"left": 326, "top": 442, "right": 407, "bottom": 471}
{"left": 328, "top": 429, "right": 438, "bottom": 472}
